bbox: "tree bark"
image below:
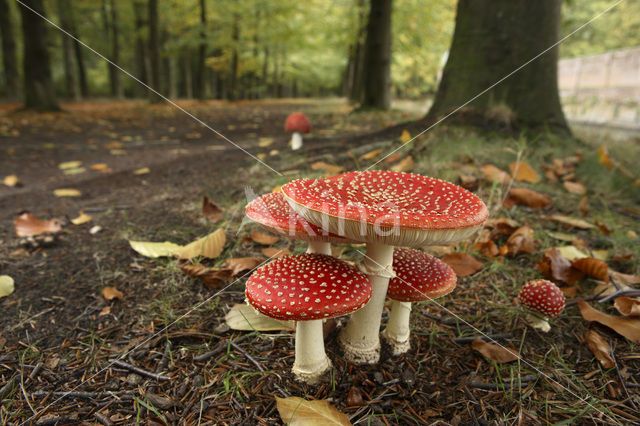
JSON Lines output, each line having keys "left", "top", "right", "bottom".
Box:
{"left": 109, "top": 0, "right": 122, "bottom": 98}
{"left": 19, "top": 0, "right": 59, "bottom": 110}
{"left": 426, "top": 0, "right": 570, "bottom": 134}
{"left": 195, "top": 0, "right": 207, "bottom": 99}
{"left": 228, "top": 13, "right": 239, "bottom": 101}
{"left": 132, "top": 0, "right": 148, "bottom": 98}
{"left": 347, "top": 0, "right": 367, "bottom": 103}
{"left": 148, "top": 0, "right": 161, "bottom": 101}
{"left": 0, "top": 0, "right": 20, "bottom": 100}
{"left": 56, "top": 0, "right": 79, "bottom": 100}
{"left": 66, "top": 5, "right": 89, "bottom": 98}
{"left": 360, "top": 0, "right": 392, "bottom": 109}
{"left": 183, "top": 55, "right": 193, "bottom": 98}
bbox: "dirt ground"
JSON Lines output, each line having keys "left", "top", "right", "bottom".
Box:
{"left": 0, "top": 98, "right": 638, "bottom": 425}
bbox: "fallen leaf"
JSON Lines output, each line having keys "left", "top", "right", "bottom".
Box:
{"left": 225, "top": 304, "right": 294, "bottom": 331}
{"left": 471, "top": 338, "right": 519, "bottom": 363}
{"left": 311, "top": 161, "right": 343, "bottom": 177}
{"left": 505, "top": 225, "right": 535, "bottom": 256}
{"left": 614, "top": 297, "right": 640, "bottom": 317}
{"left": 179, "top": 263, "right": 233, "bottom": 288}
{"left": 102, "top": 286, "right": 123, "bottom": 301}
{"left": 110, "top": 149, "right": 126, "bottom": 155}
{"left": 53, "top": 188, "right": 81, "bottom": 197}
{"left": 272, "top": 185, "right": 282, "bottom": 193}
{"left": 458, "top": 174, "right": 478, "bottom": 191}
{"left": 504, "top": 188, "right": 551, "bottom": 209}
{"left": 441, "top": 253, "right": 483, "bottom": 277}
{"left": 481, "top": 164, "right": 512, "bottom": 185}
{"left": 509, "top": 161, "right": 539, "bottom": 183}
{"left": 261, "top": 247, "right": 290, "bottom": 258}
{"left": 537, "top": 248, "right": 584, "bottom": 285}
{"left": 555, "top": 245, "right": 589, "bottom": 261}
{"left": 129, "top": 240, "right": 182, "bottom": 258}
{"left": 472, "top": 240, "right": 499, "bottom": 258}
{"left": 251, "top": 231, "right": 279, "bottom": 245}
{"left": 99, "top": 306, "right": 111, "bottom": 316}
{"left": 544, "top": 215, "right": 595, "bottom": 229}
{"left": 384, "top": 154, "right": 403, "bottom": 164}
{"left": 58, "top": 160, "right": 82, "bottom": 170}
{"left": 579, "top": 196, "right": 590, "bottom": 214}
{"left": 276, "top": 396, "right": 351, "bottom": 426}
{"left": 390, "top": 156, "right": 414, "bottom": 172}
{"left": 14, "top": 213, "right": 62, "bottom": 237}
{"left": 174, "top": 229, "right": 226, "bottom": 260}
{"left": 594, "top": 220, "right": 612, "bottom": 235}
{"left": 346, "top": 387, "right": 363, "bottom": 406}
{"left": 546, "top": 231, "right": 577, "bottom": 242}
{"left": 359, "top": 149, "right": 382, "bottom": 161}
{"left": 3, "top": 174, "right": 19, "bottom": 187}
{"left": 485, "top": 217, "right": 520, "bottom": 238}
{"left": 400, "top": 129, "right": 411, "bottom": 144}
{"left": 89, "top": 225, "right": 102, "bottom": 234}
{"left": 563, "top": 181, "right": 586, "bottom": 195}
{"left": 71, "top": 212, "right": 92, "bottom": 225}
{"left": 133, "top": 167, "right": 150, "bottom": 175}
{"left": 578, "top": 301, "right": 640, "bottom": 344}
{"left": 90, "top": 163, "right": 109, "bottom": 171}
{"left": 63, "top": 167, "right": 85, "bottom": 175}
{"left": 225, "top": 257, "right": 264, "bottom": 275}
{"left": 598, "top": 146, "right": 614, "bottom": 170}
{"left": 258, "top": 137, "right": 274, "bottom": 147}
{"left": 584, "top": 330, "right": 615, "bottom": 369}
{"left": 571, "top": 258, "right": 608, "bottom": 283}
{"left": 609, "top": 270, "right": 640, "bottom": 286}
{"left": 0, "top": 276, "right": 15, "bottom": 299}
{"left": 202, "top": 196, "right": 223, "bottom": 223}
{"left": 105, "top": 141, "right": 123, "bottom": 149}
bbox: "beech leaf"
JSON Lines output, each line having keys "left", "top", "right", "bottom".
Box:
{"left": 504, "top": 188, "right": 551, "bottom": 209}
{"left": 174, "top": 229, "right": 226, "bottom": 260}
{"left": 390, "top": 156, "right": 414, "bottom": 172}
{"left": 129, "top": 241, "right": 182, "bottom": 258}
{"left": 563, "top": 181, "right": 586, "bottom": 195}
{"left": 400, "top": 129, "right": 411, "bottom": 143}
{"left": 310, "top": 161, "right": 344, "bottom": 177}
{"left": 102, "top": 286, "right": 123, "bottom": 301}
{"left": 471, "top": 338, "right": 519, "bottom": 363}
{"left": 571, "top": 258, "right": 608, "bottom": 283}
{"left": 441, "top": 253, "right": 483, "bottom": 277}
{"left": 133, "top": 167, "right": 150, "bottom": 175}
{"left": 224, "top": 257, "right": 264, "bottom": 276}
{"left": 505, "top": 225, "right": 535, "bottom": 256}
{"left": 578, "top": 301, "right": 640, "bottom": 344}
{"left": 53, "top": 188, "right": 82, "bottom": 197}
{"left": 359, "top": 149, "right": 382, "bottom": 161}
{"left": 0, "top": 276, "right": 15, "bottom": 299}
{"left": 179, "top": 263, "right": 233, "bottom": 288}
{"left": 543, "top": 215, "right": 595, "bottom": 229}
{"left": 251, "top": 231, "right": 279, "bottom": 245}
{"left": 261, "top": 247, "right": 291, "bottom": 258}
{"left": 225, "top": 304, "right": 294, "bottom": 331}
{"left": 276, "top": 396, "right": 351, "bottom": 426}
{"left": 509, "top": 161, "right": 539, "bottom": 183}
{"left": 71, "top": 212, "right": 92, "bottom": 225}
{"left": 202, "top": 196, "right": 223, "bottom": 223}
{"left": 613, "top": 297, "right": 640, "bottom": 317}
{"left": 481, "top": 164, "right": 512, "bottom": 185}
{"left": 536, "top": 248, "right": 584, "bottom": 285}
{"left": 584, "top": 330, "right": 615, "bottom": 369}
{"left": 3, "top": 174, "right": 19, "bottom": 187}
{"left": 14, "top": 213, "right": 62, "bottom": 237}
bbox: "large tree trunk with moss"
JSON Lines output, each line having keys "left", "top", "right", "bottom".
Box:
{"left": 427, "top": 0, "right": 569, "bottom": 134}
{"left": 0, "top": 0, "right": 20, "bottom": 100}
{"left": 19, "top": 0, "right": 59, "bottom": 110}
{"left": 360, "top": 0, "right": 392, "bottom": 109}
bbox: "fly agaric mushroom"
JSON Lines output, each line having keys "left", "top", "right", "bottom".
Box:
{"left": 285, "top": 112, "right": 311, "bottom": 151}
{"left": 282, "top": 170, "right": 488, "bottom": 363}
{"left": 246, "top": 191, "right": 353, "bottom": 255}
{"left": 245, "top": 254, "right": 371, "bottom": 383}
{"left": 519, "top": 279, "right": 565, "bottom": 332}
{"left": 381, "top": 248, "right": 457, "bottom": 355}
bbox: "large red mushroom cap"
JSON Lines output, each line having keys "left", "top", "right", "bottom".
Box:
{"left": 519, "top": 279, "right": 565, "bottom": 318}
{"left": 246, "top": 254, "right": 371, "bottom": 321}
{"left": 281, "top": 170, "right": 489, "bottom": 246}
{"left": 387, "top": 248, "right": 456, "bottom": 302}
{"left": 245, "top": 192, "right": 353, "bottom": 244}
{"left": 285, "top": 112, "right": 311, "bottom": 134}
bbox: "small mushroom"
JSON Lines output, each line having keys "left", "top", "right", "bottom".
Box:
{"left": 245, "top": 254, "right": 371, "bottom": 384}
{"left": 285, "top": 112, "right": 311, "bottom": 151}
{"left": 381, "top": 248, "right": 456, "bottom": 355}
{"left": 518, "top": 279, "right": 566, "bottom": 332}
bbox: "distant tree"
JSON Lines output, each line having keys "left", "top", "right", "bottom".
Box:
{"left": 195, "top": 0, "right": 207, "bottom": 99}
{"left": 0, "top": 0, "right": 20, "bottom": 100}
{"left": 345, "top": 0, "right": 367, "bottom": 103}
{"left": 132, "top": 0, "right": 148, "bottom": 98}
{"left": 56, "top": 0, "right": 79, "bottom": 100}
{"left": 360, "top": 0, "right": 392, "bottom": 109}
{"left": 427, "top": 0, "right": 569, "bottom": 133}
{"left": 19, "top": 0, "right": 59, "bottom": 110}
{"left": 109, "top": 0, "right": 122, "bottom": 98}
{"left": 148, "top": 0, "right": 161, "bottom": 100}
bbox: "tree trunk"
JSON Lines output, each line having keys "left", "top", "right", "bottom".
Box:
{"left": 183, "top": 55, "right": 193, "bottom": 98}
{"left": 427, "top": 0, "right": 569, "bottom": 134}
{"left": 19, "top": 0, "right": 59, "bottom": 110}
{"left": 68, "top": 7, "right": 89, "bottom": 98}
{"left": 109, "top": 0, "right": 122, "bottom": 98}
{"left": 0, "top": 0, "right": 20, "bottom": 100}
{"left": 348, "top": 0, "right": 367, "bottom": 103}
{"left": 360, "top": 0, "right": 392, "bottom": 109}
{"left": 56, "top": 0, "right": 79, "bottom": 100}
{"left": 132, "top": 0, "right": 148, "bottom": 98}
{"left": 195, "top": 0, "right": 207, "bottom": 99}
{"left": 148, "top": 0, "right": 161, "bottom": 101}
{"left": 228, "top": 14, "right": 239, "bottom": 101}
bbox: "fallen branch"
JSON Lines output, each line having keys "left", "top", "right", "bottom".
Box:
{"left": 452, "top": 333, "right": 513, "bottom": 344}
{"left": 110, "top": 360, "right": 170, "bottom": 382}
{"left": 470, "top": 375, "right": 538, "bottom": 391}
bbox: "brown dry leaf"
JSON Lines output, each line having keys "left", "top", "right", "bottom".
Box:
{"left": 133, "top": 167, "right": 150, "bottom": 175}
{"left": 384, "top": 153, "right": 403, "bottom": 164}
{"left": 458, "top": 174, "right": 478, "bottom": 191}
{"left": 537, "top": 248, "right": 584, "bottom": 285}
{"left": 14, "top": 213, "right": 62, "bottom": 237}
{"left": 258, "top": 137, "right": 274, "bottom": 147}
{"left": 504, "top": 188, "right": 552, "bottom": 209}
{"left": 102, "top": 286, "right": 123, "bottom": 301}
{"left": 359, "top": 149, "right": 382, "bottom": 161}
{"left": 89, "top": 163, "right": 109, "bottom": 171}
{"left": 485, "top": 217, "right": 520, "bottom": 238}
{"left": 71, "top": 212, "right": 92, "bottom": 226}
{"left": 311, "top": 161, "right": 344, "bottom": 177}
{"left": 58, "top": 160, "right": 82, "bottom": 170}
{"left": 225, "top": 257, "right": 264, "bottom": 276}
{"left": 571, "top": 258, "right": 608, "bottom": 283}
{"left": 202, "top": 196, "right": 223, "bottom": 223}
{"left": 441, "top": 253, "right": 483, "bottom": 277}
{"left": 579, "top": 196, "right": 590, "bottom": 214}
{"left": 614, "top": 297, "right": 640, "bottom": 317}
{"left": 609, "top": 270, "right": 640, "bottom": 286}
{"left": 225, "top": 304, "right": 294, "bottom": 331}
{"left": 390, "top": 156, "right": 414, "bottom": 172}
{"left": 509, "top": 161, "right": 539, "bottom": 183}
{"left": 473, "top": 240, "right": 499, "bottom": 258}
{"left": 543, "top": 215, "right": 595, "bottom": 229}
{"left": 563, "top": 181, "right": 586, "bottom": 195}
{"left": 400, "top": 129, "right": 411, "bottom": 144}
{"left": 3, "top": 174, "right": 19, "bottom": 187}
{"left": 598, "top": 146, "right": 614, "bottom": 170}
{"left": 594, "top": 220, "right": 612, "bottom": 235}
{"left": 346, "top": 387, "right": 364, "bottom": 407}
{"left": 584, "top": 330, "right": 615, "bottom": 369}
{"left": 578, "top": 301, "right": 640, "bottom": 344}
{"left": 481, "top": 164, "right": 512, "bottom": 185}
{"left": 471, "top": 338, "right": 519, "bottom": 363}
{"left": 276, "top": 396, "right": 351, "bottom": 426}
{"left": 175, "top": 229, "right": 226, "bottom": 260}
{"left": 261, "top": 247, "right": 290, "bottom": 258}
{"left": 99, "top": 306, "right": 111, "bottom": 316}
{"left": 179, "top": 263, "right": 233, "bottom": 288}
{"left": 53, "top": 188, "right": 82, "bottom": 197}
{"left": 251, "top": 231, "right": 279, "bottom": 245}
{"left": 505, "top": 225, "right": 535, "bottom": 256}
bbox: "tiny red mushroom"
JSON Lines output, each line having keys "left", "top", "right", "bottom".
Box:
{"left": 519, "top": 279, "right": 566, "bottom": 318}
{"left": 245, "top": 254, "right": 371, "bottom": 383}
{"left": 285, "top": 112, "right": 311, "bottom": 151}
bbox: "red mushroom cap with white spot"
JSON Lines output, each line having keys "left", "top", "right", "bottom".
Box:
{"left": 281, "top": 170, "right": 489, "bottom": 246}
{"left": 285, "top": 113, "right": 311, "bottom": 134}
{"left": 387, "top": 248, "right": 457, "bottom": 302}
{"left": 246, "top": 192, "right": 353, "bottom": 244}
{"left": 245, "top": 254, "right": 371, "bottom": 321}
{"left": 519, "top": 279, "right": 565, "bottom": 318}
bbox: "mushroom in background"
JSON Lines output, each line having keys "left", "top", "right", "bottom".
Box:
{"left": 285, "top": 112, "right": 311, "bottom": 151}
{"left": 518, "top": 279, "right": 566, "bottom": 332}
{"left": 245, "top": 254, "right": 371, "bottom": 384}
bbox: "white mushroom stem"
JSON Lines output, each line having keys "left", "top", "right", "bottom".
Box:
{"left": 381, "top": 301, "right": 412, "bottom": 355}
{"left": 291, "top": 132, "right": 303, "bottom": 150}
{"left": 306, "top": 240, "right": 331, "bottom": 255}
{"left": 338, "top": 242, "right": 394, "bottom": 364}
{"left": 292, "top": 320, "right": 331, "bottom": 383}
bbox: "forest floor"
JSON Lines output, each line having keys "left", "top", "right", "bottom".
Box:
{"left": 0, "top": 98, "right": 639, "bottom": 425}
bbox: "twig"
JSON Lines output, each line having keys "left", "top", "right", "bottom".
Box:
{"left": 111, "top": 360, "right": 170, "bottom": 381}
{"left": 598, "top": 290, "right": 640, "bottom": 304}
{"left": 29, "top": 363, "right": 43, "bottom": 381}
{"left": 193, "top": 333, "right": 254, "bottom": 362}
{"left": 565, "top": 287, "right": 609, "bottom": 307}
{"left": 32, "top": 390, "right": 134, "bottom": 399}
{"left": 0, "top": 375, "right": 17, "bottom": 399}
{"left": 470, "top": 375, "right": 538, "bottom": 391}
{"left": 452, "top": 333, "right": 513, "bottom": 344}
{"left": 94, "top": 411, "right": 113, "bottom": 426}
{"left": 610, "top": 340, "right": 638, "bottom": 411}
{"left": 230, "top": 341, "right": 264, "bottom": 372}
